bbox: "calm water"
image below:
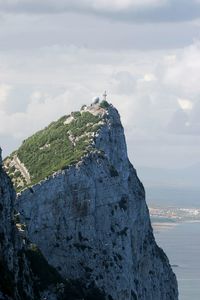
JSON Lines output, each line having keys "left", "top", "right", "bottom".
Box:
{"left": 154, "top": 222, "right": 200, "bottom": 300}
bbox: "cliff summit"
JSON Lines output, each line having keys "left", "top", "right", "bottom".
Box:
{"left": 6, "top": 100, "right": 179, "bottom": 300}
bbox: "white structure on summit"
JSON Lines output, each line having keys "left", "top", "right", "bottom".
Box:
{"left": 103, "top": 91, "right": 107, "bottom": 101}
{"left": 92, "top": 96, "right": 100, "bottom": 104}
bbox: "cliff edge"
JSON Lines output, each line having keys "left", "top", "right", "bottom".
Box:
{"left": 0, "top": 149, "right": 37, "bottom": 299}
{"left": 12, "top": 101, "right": 178, "bottom": 299}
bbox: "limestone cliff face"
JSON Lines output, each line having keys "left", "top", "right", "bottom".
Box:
{"left": 0, "top": 149, "right": 35, "bottom": 300}
{"left": 17, "top": 104, "right": 178, "bottom": 300}
{"left": 0, "top": 149, "right": 73, "bottom": 300}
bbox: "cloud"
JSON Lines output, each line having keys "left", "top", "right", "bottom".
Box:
{"left": 0, "top": 1, "right": 199, "bottom": 172}
{"left": 111, "top": 71, "right": 136, "bottom": 95}
{"left": 0, "top": 87, "right": 93, "bottom": 139}
{"left": 178, "top": 98, "right": 193, "bottom": 110}
{"left": 110, "top": 40, "right": 200, "bottom": 137}
{"left": 161, "top": 41, "right": 200, "bottom": 135}
{"left": 167, "top": 108, "right": 189, "bottom": 134}
{"left": 81, "top": 0, "right": 166, "bottom": 11}
{"left": 0, "top": 0, "right": 168, "bottom": 13}
{"left": 167, "top": 103, "right": 200, "bottom": 135}
{"left": 0, "top": 84, "right": 11, "bottom": 108}
{"left": 163, "top": 42, "right": 200, "bottom": 97}
{"left": 141, "top": 73, "right": 157, "bottom": 82}
{"left": 0, "top": 42, "right": 198, "bottom": 138}
{"left": 0, "top": 0, "right": 200, "bottom": 23}
{"left": 162, "top": 43, "right": 200, "bottom": 135}
{"left": 1, "top": 40, "right": 200, "bottom": 168}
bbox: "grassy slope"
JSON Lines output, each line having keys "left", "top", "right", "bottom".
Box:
{"left": 5, "top": 111, "right": 102, "bottom": 191}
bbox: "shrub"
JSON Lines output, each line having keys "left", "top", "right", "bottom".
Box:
{"left": 99, "top": 100, "right": 109, "bottom": 109}
{"left": 8, "top": 111, "right": 102, "bottom": 191}
{"left": 72, "top": 111, "right": 81, "bottom": 118}
{"left": 14, "top": 170, "right": 21, "bottom": 177}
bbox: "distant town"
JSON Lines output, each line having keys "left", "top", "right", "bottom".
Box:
{"left": 150, "top": 207, "right": 200, "bottom": 223}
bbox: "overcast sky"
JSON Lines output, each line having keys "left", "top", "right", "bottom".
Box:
{"left": 1, "top": 0, "right": 200, "bottom": 172}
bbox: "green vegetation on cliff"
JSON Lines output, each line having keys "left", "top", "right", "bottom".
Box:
{"left": 4, "top": 109, "right": 103, "bottom": 191}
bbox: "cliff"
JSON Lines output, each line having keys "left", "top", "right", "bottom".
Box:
{"left": 8, "top": 101, "right": 178, "bottom": 299}
{"left": 0, "top": 148, "right": 36, "bottom": 299}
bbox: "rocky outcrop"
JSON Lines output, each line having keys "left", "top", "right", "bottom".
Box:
{"left": 0, "top": 149, "right": 70, "bottom": 300}
{"left": 0, "top": 148, "right": 36, "bottom": 300}
{"left": 16, "top": 103, "right": 178, "bottom": 300}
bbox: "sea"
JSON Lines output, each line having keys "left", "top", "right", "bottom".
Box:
{"left": 154, "top": 221, "right": 200, "bottom": 300}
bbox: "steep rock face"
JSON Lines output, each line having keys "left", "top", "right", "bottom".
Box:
{"left": 0, "top": 149, "right": 36, "bottom": 300}
{"left": 0, "top": 149, "right": 68, "bottom": 300}
{"left": 16, "top": 103, "right": 178, "bottom": 300}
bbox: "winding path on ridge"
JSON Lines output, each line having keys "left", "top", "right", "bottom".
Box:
{"left": 13, "top": 155, "right": 31, "bottom": 185}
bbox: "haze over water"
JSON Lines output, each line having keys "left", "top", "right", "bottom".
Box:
{"left": 154, "top": 222, "right": 200, "bottom": 300}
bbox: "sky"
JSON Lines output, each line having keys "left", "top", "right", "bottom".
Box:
{"left": 1, "top": 0, "right": 200, "bottom": 175}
